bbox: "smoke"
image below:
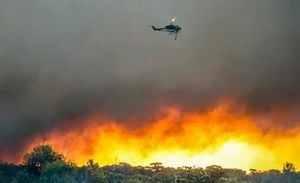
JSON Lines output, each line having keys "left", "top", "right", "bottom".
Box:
{"left": 0, "top": 0, "right": 300, "bottom": 158}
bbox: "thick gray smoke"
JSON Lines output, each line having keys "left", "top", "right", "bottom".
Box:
{"left": 0, "top": 0, "right": 300, "bottom": 158}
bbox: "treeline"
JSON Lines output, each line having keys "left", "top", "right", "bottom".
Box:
{"left": 0, "top": 145, "right": 300, "bottom": 183}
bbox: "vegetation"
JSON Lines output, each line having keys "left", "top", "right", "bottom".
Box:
{"left": 23, "top": 145, "right": 64, "bottom": 176}
{"left": 1, "top": 145, "right": 300, "bottom": 182}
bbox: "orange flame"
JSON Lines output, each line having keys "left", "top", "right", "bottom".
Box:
{"left": 25, "top": 101, "right": 300, "bottom": 171}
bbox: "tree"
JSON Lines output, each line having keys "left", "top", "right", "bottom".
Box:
{"left": 205, "top": 165, "right": 225, "bottom": 183}
{"left": 39, "top": 160, "right": 76, "bottom": 183}
{"left": 260, "top": 169, "right": 281, "bottom": 183}
{"left": 282, "top": 162, "right": 298, "bottom": 183}
{"left": 78, "top": 159, "right": 107, "bottom": 183}
{"left": 283, "top": 162, "right": 296, "bottom": 174}
{"left": 23, "top": 145, "right": 64, "bottom": 176}
{"left": 149, "top": 162, "right": 164, "bottom": 172}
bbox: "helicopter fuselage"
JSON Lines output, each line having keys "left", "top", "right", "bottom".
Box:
{"left": 152, "top": 22, "right": 182, "bottom": 40}
{"left": 152, "top": 24, "right": 181, "bottom": 33}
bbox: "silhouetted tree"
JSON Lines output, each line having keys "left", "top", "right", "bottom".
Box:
{"left": 283, "top": 162, "right": 296, "bottom": 173}
{"left": 282, "top": 162, "right": 298, "bottom": 183}
{"left": 205, "top": 165, "right": 225, "bottom": 183}
{"left": 149, "top": 162, "right": 164, "bottom": 172}
{"left": 23, "top": 145, "right": 64, "bottom": 176}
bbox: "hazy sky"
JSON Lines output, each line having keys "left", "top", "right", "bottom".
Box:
{"left": 0, "top": 0, "right": 300, "bottom": 154}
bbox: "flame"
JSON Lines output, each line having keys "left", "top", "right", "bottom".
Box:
{"left": 25, "top": 101, "right": 300, "bottom": 171}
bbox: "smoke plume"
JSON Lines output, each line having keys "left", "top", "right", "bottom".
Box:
{"left": 0, "top": 0, "right": 300, "bottom": 161}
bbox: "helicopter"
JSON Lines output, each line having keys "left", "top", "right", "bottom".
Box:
{"left": 151, "top": 18, "right": 182, "bottom": 40}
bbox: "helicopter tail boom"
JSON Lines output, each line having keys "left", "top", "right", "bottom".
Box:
{"left": 152, "top": 26, "right": 163, "bottom": 31}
